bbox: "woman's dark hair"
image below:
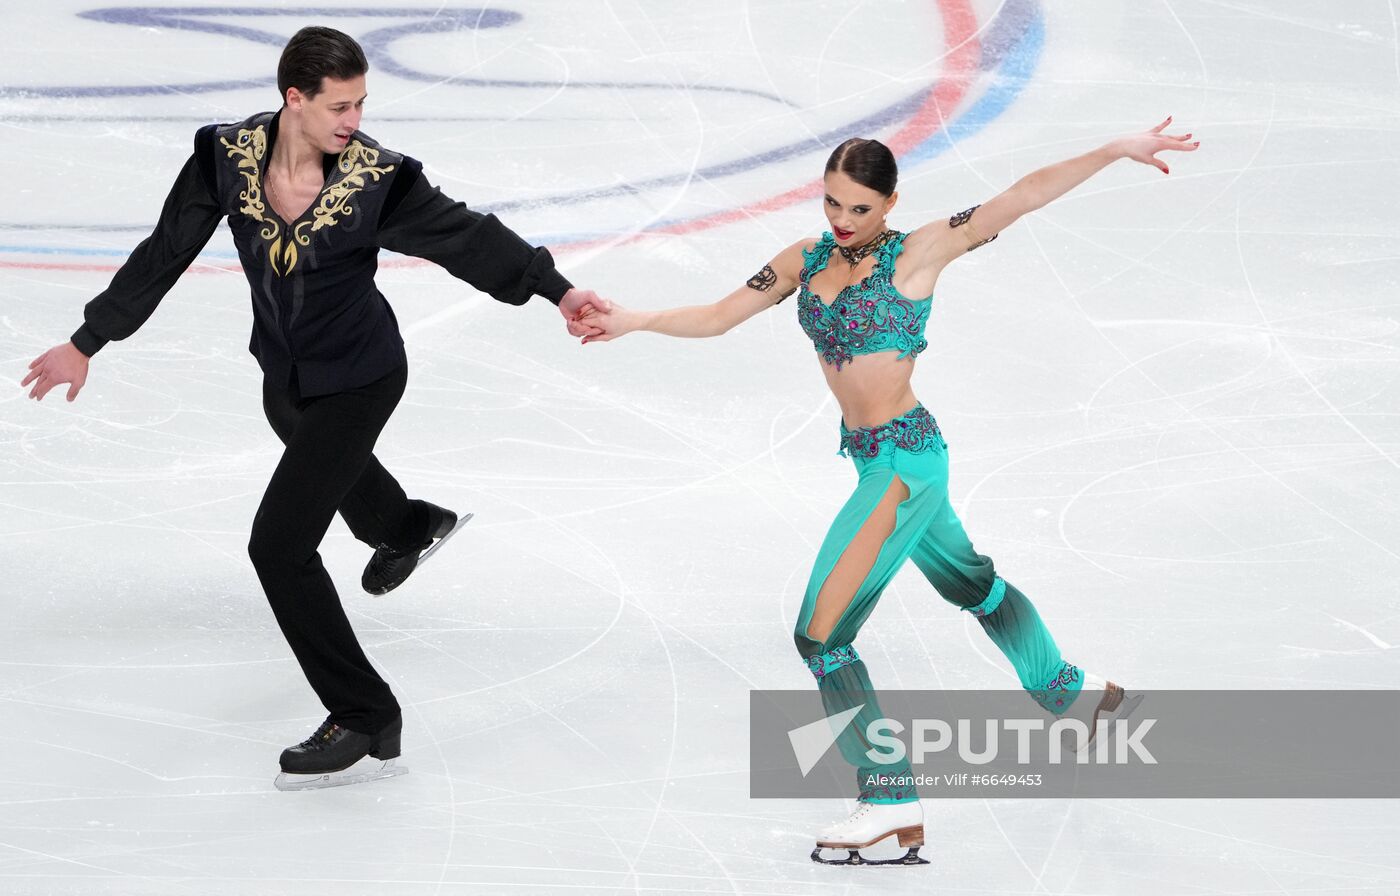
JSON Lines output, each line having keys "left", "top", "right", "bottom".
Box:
{"left": 825, "top": 138, "right": 898, "bottom": 196}
{"left": 277, "top": 27, "right": 369, "bottom": 101}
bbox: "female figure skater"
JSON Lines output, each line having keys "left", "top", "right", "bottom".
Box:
{"left": 576, "top": 119, "right": 1198, "bottom": 863}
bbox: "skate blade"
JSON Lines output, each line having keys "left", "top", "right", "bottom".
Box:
{"left": 418, "top": 513, "right": 473, "bottom": 566}
{"left": 274, "top": 758, "right": 408, "bottom": 792}
{"left": 1098, "top": 692, "right": 1147, "bottom": 745}
{"left": 1115, "top": 692, "right": 1145, "bottom": 725}
{"left": 811, "top": 846, "right": 929, "bottom": 866}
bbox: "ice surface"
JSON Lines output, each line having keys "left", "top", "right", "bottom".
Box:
{"left": 2, "top": 1, "right": 1398, "bottom": 893}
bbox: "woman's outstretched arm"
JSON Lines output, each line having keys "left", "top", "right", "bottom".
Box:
{"left": 908, "top": 116, "right": 1200, "bottom": 273}
{"left": 578, "top": 239, "right": 810, "bottom": 343}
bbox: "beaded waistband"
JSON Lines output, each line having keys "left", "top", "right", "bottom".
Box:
{"left": 838, "top": 405, "right": 944, "bottom": 459}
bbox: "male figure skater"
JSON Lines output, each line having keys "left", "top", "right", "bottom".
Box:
{"left": 22, "top": 26, "right": 606, "bottom": 788}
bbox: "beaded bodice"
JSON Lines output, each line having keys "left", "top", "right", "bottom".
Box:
{"left": 797, "top": 231, "right": 931, "bottom": 370}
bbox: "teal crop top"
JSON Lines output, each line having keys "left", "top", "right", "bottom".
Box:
{"left": 796, "top": 231, "right": 931, "bottom": 370}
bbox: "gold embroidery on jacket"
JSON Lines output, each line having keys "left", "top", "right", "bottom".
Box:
{"left": 220, "top": 125, "right": 302, "bottom": 275}
{"left": 280, "top": 141, "right": 396, "bottom": 274}
{"left": 219, "top": 129, "right": 394, "bottom": 276}
{"left": 271, "top": 234, "right": 299, "bottom": 276}
{"left": 310, "top": 141, "right": 396, "bottom": 234}
{"left": 219, "top": 127, "right": 278, "bottom": 244}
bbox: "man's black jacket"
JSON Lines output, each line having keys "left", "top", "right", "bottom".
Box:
{"left": 72, "top": 110, "right": 573, "bottom": 395}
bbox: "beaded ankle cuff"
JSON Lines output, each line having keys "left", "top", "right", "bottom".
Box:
{"left": 807, "top": 644, "right": 861, "bottom": 680}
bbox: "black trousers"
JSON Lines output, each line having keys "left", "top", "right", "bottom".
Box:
{"left": 251, "top": 365, "right": 424, "bottom": 733}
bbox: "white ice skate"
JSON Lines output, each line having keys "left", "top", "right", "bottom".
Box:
{"left": 811, "top": 800, "right": 929, "bottom": 866}
{"left": 1055, "top": 673, "right": 1145, "bottom": 757}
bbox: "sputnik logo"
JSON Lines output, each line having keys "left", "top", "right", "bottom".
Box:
{"left": 787, "top": 704, "right": 864, "bottom": 776}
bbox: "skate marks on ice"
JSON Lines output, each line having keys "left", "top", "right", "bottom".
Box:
{"left": 3, "top": 0, "right": 1400, "bottom": 892}
{"left": 274, "top": 757, "right": 409, "bottom": 792}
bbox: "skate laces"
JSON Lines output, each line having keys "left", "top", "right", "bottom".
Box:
{"left": 372, "top": 542, "right": 417, "bottom": 563}
{"left": 837, "top": 802, "right": 873, "bottom": 829}
{"left": 296, "top": 721, "right": 339, "bottom": 751}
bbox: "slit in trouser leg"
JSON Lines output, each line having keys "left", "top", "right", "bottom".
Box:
{"left": 802, "top": 474, "right": 910, "bottom": 647}
{"left": 795, "top": 473, "right": 923, "bottom": 799}
{"left": 796, "top": 437, "right": 948, "bottom": 866}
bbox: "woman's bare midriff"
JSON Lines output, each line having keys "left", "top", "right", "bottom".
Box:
{"left": 819, "top": 350, "right": 922, "bottom": 429}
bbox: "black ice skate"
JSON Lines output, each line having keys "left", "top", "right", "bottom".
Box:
{"left": 274, "top": 716, "right": 407, "bottom": 791}
{"left": 362, "top": 502, "right": 471, "bottom": 595}
{"left": 811, "top": 800, "right": 930, "bottom": 866}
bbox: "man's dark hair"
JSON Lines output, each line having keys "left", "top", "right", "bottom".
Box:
{"left": 277, "top": 26, "right": 369, "bottom": 102}
{"left": 825, "top": 137, "right": 898, "bottom": 196}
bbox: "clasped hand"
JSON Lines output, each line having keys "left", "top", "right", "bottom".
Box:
{"left": 559, "top": 287, "right": 633, "bottom": 344}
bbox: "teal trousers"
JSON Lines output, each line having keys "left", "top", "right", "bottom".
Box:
{"left": 793, "top": 405, "right": 1088, "bottom": 803}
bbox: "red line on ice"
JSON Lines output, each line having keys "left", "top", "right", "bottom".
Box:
{"left": 2, "top": 0, "right": 979, "bottom": 274}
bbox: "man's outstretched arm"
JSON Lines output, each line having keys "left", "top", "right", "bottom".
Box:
{"left": 24, "top": 135, "right": 223, "bottom": 401}
{"left": 376, "top": 162, "right": 608, "bottom": 335}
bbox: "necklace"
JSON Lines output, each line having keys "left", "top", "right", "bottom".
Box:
{"left": 837, "top": 229, "right": 896, "bottom": 266}
{"left": 266, "top": 168, "right": 291, "bottom": 209}
{"left": 266, "top": 165, "right": 317, "bottom": 220}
